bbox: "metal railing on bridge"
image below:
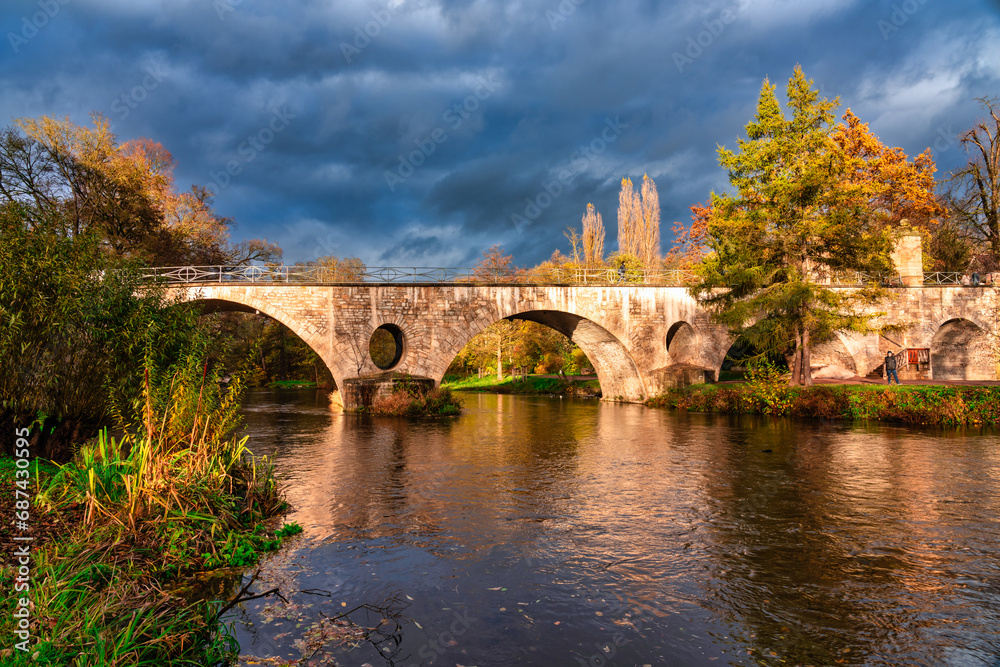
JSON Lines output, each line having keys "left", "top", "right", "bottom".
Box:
{"left": 141, "top": 265, "right": 703, "bottom": 285}
{"left": 923, "top": 271, "right": 999, "bottom": 286}
{"left": 141, "top": 265, "right": 900, "bottom": 287}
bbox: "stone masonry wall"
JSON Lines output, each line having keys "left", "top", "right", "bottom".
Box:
{"left": 171, "top": 283, "right": 999, "bottom": 403}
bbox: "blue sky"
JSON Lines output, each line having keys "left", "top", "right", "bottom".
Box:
{"left": 2, "top": 0, "right": 999, "bottom": 267}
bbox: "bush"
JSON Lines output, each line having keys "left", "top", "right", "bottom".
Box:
{"left": 369, "top": 384, "right": 463, "bottom": 417}
{"left": 790, "top": 386, "right": 851, "bottom": 419}
{"left": 744, "top": 361, "right": 794, "bottom": 415}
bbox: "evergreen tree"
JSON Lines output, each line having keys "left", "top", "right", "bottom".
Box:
{"left": 689, "top": 67, "right": 894, "bottom": 386}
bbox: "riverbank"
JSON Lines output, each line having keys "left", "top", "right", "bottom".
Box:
{"left": 443, "top": 374, "right": 602, "bottom": 397}
{"left": 0, "top": 357, "right": 299, "bottom": 664}
{"left": 646, "top": 381, "right": 1000, "bottom": 426}
{"left": 0, "top": 428, "right": 297, "bottom": 665}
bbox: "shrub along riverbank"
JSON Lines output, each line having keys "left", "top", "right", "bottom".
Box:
{"left": 365, "top": 384, "right": 463, "bottom": 416}
{"left": 0, "top": 351, "right": 297, "bottom": 665}
{"left": 646, "top": 377, "right": 1000, "bottom": 427}
{"left": 443, "top": 374, "right": 602, "bottom": 397}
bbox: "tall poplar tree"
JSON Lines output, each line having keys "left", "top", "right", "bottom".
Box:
{"left": 689, "top": 67, "right": 894, "bottom": 386}
{"left": 617, "top": 177, "right": 639, "bottom": 257}
{"left": 581, "top": 203, "right": 605, "bottom": 268}
{"left": 639, "top": 174, "right": 661, "bottom": 267}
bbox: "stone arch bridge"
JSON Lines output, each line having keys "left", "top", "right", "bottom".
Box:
{"left": 162, "top": 277, "right": 998, "bottom": 406}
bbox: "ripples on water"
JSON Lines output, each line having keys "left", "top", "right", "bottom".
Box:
{"left": 231, "top": 389, "right": 1000, "bottom": 667}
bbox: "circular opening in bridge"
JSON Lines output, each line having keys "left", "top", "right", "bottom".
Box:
{"left": 369, "top": 324, "right": 404, "bottom": 370}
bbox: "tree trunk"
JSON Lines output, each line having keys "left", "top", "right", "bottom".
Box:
{"left": 278, "top": 326, "right": 287, "bottom": 381}
{"left": 789, "top": 331, "right": 803, "bottom": 387}
{"left": 801, "top": 327, "right": 813, "bottom": 386}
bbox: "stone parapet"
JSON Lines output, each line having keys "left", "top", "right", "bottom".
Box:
{"left": 169, "top": 283, "right": 999, "bottom": 405}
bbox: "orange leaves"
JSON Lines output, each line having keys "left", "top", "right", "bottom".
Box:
{"left": 833, "top": 109, "right": 944, "bottom": 230}
{"left": 10, "top": 113, "right": 282, "bottom": 265}
{"left": 665, "top": 199, "right": 712, "bottom": 269}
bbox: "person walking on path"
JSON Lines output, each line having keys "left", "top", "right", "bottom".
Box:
{"left": 885, "top": 351, "right": 900, "bottom": 385}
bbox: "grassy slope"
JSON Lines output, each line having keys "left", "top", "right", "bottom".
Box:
{"left": 443, "top": 374, "right": 601, "bottom": 396}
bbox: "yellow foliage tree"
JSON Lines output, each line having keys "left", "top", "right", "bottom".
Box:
{"left": 8, "top": 114, "right": 280, "bottom": 266}
{"left": 616, "top": 175, "right": 661, "bottom": 269}
{"left": 639, "top": 174, "right": 661, "bottom": 268}
{"left": 581, "top": 202, "right": 605, "bottom": 268}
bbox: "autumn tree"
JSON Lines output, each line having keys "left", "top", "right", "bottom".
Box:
{"left": 639, "top": 175, "right": 661, "bottom": 267}
{"left": 297, "top": 254, "right": 366, "bottom": 281}
{"left": 12, "top": 114, "right": 165, "bottom": 252}
{"left": 617, "top": 177, "right": 640, "bottom": 257}
{"left": 948, "top": 97, "right": 1000, "bottom": 269}
{"left": 833, "top": 110, "right": 944, "bottom": 231}
{"left": 473, "top": 243, "right": 522, "bottom": 283}
{"left": 616, "top": 175, "right": 661, "bottom": 269}
{"left": 563, "top": 227, "right": 583, "bottom": 265}
{"left": 1, "top": 115, "right": 280, "bottom": 266}
{"left": 581, "top": 203, "right": 605, "bottom": 268}
{"left": 665, "top": 200, "right": 711, "bottom": 269}
{"left": 672, "top": 112, "right": 945, "bottom": 272}
{"left": 689, "top": 67, "right": 894, "bottom": 386}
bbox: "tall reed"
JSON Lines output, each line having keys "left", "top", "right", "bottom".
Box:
{"left": 1, "top": 338, "right": 287, "bottom": 665}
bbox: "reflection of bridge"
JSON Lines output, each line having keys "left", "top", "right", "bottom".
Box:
{"left": 154, "top": 265, "right": 998, "bottom": 406}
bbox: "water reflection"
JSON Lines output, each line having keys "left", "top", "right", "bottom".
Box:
{"left": 235, "top": 390, "right": 1000, "bottom": 666}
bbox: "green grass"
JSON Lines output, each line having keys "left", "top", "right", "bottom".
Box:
{"left": 443, "top": 374, "right": 601, "bottom": 396}
{"left": 0, "top": 350, "right": 292, "bottom": 665}
{"left": 266, "top": 379, "right": 316, "bottom": 388}
{"left": 646, "top": 381, "right": 1000, "bottom": 427}
{"left": 0, "top": 456, "right": 60, "bottom": 478}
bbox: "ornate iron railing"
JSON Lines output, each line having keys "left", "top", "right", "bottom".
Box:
{"left": 923, "top": 272, "right": 999, "bottom": 286}
{"left": 140, "top": 265, "right": 923, "bottom": 287}
{"left": 141, "top": 265, "right": 704, "bottom": 286}
{"left": 923, "top": 272, "right": 965, "bottom": 285}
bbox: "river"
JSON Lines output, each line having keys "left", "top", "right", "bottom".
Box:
{"left": 229, "top": 389, "right": 1000, "bottom": 667}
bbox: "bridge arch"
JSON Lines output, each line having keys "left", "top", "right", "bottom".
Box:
{"left": 435, "top": 308, "right": 648, "bottom": 401}
{"left": 665, "top": 321, "right": 700, "bottom": 366}
{"left": 931, "top": 318, "right": 995, "bottom": 381}
{"left": 167, "top": 288, "right": 346, "bottom": 390}
{"left": 809, "top": 332, "right": 859, "bottom": 375}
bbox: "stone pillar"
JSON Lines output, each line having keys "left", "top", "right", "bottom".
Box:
{"left": 890, "top": 228, "right": 923, "bottom": 286}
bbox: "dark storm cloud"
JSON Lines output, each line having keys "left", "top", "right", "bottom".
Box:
{"left": 2, "top": 0, "right": 999, "bottom": 266}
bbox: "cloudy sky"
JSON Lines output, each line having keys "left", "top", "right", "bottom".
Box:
{"left": 2, "top": 0, "right": 999, "bottom": 267}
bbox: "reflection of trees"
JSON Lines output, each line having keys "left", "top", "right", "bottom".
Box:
{"left": 247, "top": 395, "right": 595, "bottom": 560}
{"left": 696, "top": 418, "right": 967, "bottom": 665}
